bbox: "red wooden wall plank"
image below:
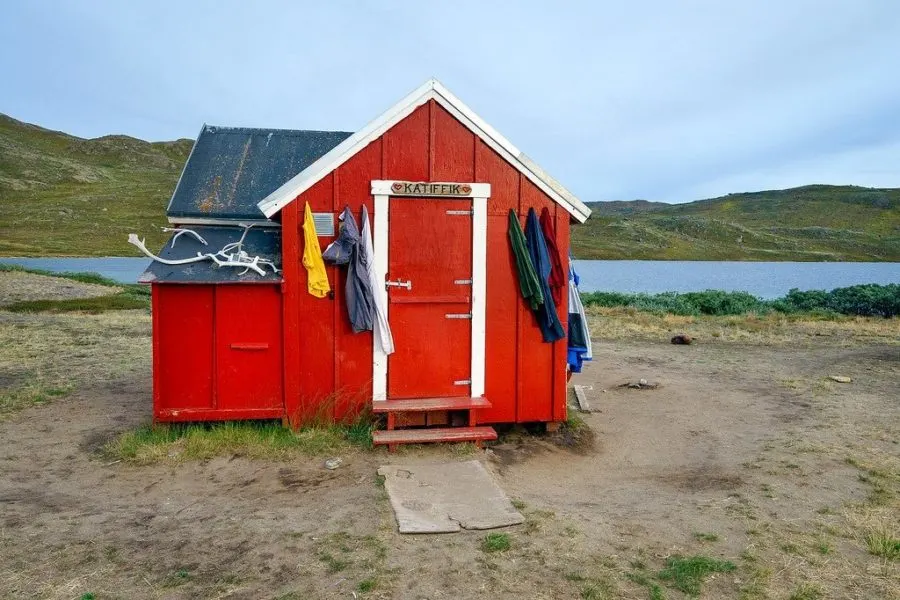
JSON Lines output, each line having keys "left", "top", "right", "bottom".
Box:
{"left": 477, "top": 143, "right": 520, "bottom": 423}
{"left": 477, "top": 141, "right": 518, "bottom": 215}
{"left": 332, "top": 143, "right": 383, "bottom": 421}
{"left": 155, "top": 285, "right": 215, "bottom": 416}
{"left": 295, "top": 177, "right": 338, "bottom": 423}
{"left": 552, "top": 210, "right": 570, "bottom": 422}
{"left": 383, "top": 103, "right": 430, "bottom": 181}
{"left": 431, "top": 102, "right": 475, "bottom": 181}
{"left": 516, "top": 177, "right": 555, "bottom": 422}
{"left": 280, "top": 201, "right": 303, "bottom": 425}
{"left": 151, "top": 284, "right": 161, "bottom": 421}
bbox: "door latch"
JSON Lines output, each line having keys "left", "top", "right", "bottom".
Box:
{"left": 385, "top": 279, "right": 412, "bottom": 290}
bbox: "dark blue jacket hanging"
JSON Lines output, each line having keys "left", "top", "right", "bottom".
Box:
{"left": 524, "top": 208, "right": 566, "bottom": 343}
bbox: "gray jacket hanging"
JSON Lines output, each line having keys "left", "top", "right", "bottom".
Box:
{"left": 323, "top": 207, "right": 375, "bottom": 333}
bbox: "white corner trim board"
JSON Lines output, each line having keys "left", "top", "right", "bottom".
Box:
{"left": 257, "top": 79, "right": 590, "bottom": 223}
{"left": 470, "top": 196, "right": 487, "bottom": 398}
{"left": 372, "top": 193, "right": 390, "bottom": 402}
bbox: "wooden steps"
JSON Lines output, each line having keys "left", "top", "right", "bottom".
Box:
{"left": 372, "top": 397, "right": 491, "bottom": 413}
{"left": 373, "top": 426, "right": 497, "bottom": 446}
{"left": 374, "top": 396, "right": 495, "bottom": 450}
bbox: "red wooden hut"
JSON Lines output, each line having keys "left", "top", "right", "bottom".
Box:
{"left": 138, "top": 79, "right": 591, "bottom": 447}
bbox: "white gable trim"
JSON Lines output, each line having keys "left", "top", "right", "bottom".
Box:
{"left": 256, "top": 79, "right": 591, "bottom": 223}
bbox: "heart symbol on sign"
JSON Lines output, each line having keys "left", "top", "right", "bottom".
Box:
{"left": 460, "top": 184, "right": 472, "bottom": 194}
{"left": 391, "top": 182, "right": 403, "bottom": 193}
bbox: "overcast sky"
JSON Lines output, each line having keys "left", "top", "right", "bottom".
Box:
{"left": 2, "top": 1, "right": 899, "bottom": 203}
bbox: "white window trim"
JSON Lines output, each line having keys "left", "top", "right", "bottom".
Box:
{"left": 371, "top": 180, "right": 489, "bottom": 403}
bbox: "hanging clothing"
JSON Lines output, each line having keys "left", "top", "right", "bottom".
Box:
{"left": 507, "top": 209, "right": 543, "bottom": 310}
{"left": 524, "top": 208, "right": 566, "bottom": 343}
{"left": 360, "top": 205, "right": 394, "bottom": 354}
{"left": 539, "top": 207, "right": 565, "bottom": 306}
{"left": 323, "top": 207, "right": 375, "bottom": 333}
{"left": 301, "top": 202, "right": 331, "bottom": 298}
{"left": 566, "top": 253, "right": 592, "bottom": 373}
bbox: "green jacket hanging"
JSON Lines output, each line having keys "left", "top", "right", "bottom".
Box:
{"left": 507, "top": 209, "right": 544, "bottom": 310}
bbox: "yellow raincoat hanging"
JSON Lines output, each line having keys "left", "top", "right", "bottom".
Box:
{"left": 302, "top": 202, "right": 330, "bottom": 298}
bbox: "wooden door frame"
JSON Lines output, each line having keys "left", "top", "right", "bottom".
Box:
{"left": 370, "top": 180, "right": 491, "bottom": 403}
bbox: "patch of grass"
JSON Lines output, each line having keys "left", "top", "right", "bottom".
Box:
{"left": 693, "top": 532, "right": 720, "bottom": 542}
{"left": 788, "top": 583, "right": 823, "bottom": 600}
{"left": 357, "top": 577, "right": 378, "bottom": 593}
{"left": 656, "top": 555, "right": 736, "bottom": 596}
{"left": 0, "top": 384, "right": 70, "bottom": 415}
{"left": 5, "top": 290, "right": 149, "bottom": 313}
{"left": 318, "top": 552, "right": 349, "bottom": 573}
{"left": 865, "top": 530, "right": 900, "bottom": 560}
{"left": 511, "top": 499, "right": 527, "bottom": 511}
{"left": 480, "top": 533, "right": 511, "bottom": 553}
{"left": 0, "top": 263, "right": 121, "bottom": 287}
{"left": 105, "top": 419, "right": 375, "bottom": 463}
{"left": 580, "top": 578, "right": 616, "bottom": 600}
{"left": 626, "top": 571, "right": 665, "bottom": 600}
{"left": 80, "top": 594, "right": 96, "bottom": 600}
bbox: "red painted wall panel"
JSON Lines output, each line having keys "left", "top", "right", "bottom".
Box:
{"left": 215, "top": 285, "right": 283, "bottom": 411}
{"left": 477, "top": 143, "right": 521, "bottom": 423}
{"left": 155, "top": 285, "right": 215, "bottom": 416}
{"left": 477, "top": 141, "right": 519, "bottom": 215}
{"left": 552, "top": 212, "right": 570, "bottom": 422}
{"left": 516, "top": 177, "right": 555, "bottom": 422}
{"left": 432, "top": 103, "right": 475, "bottom": 182}
{"left": 383, "top": 103, "right": 429, "bottom": 181}
{"left": 293, "top": 177, "right": 339, "bottom": 423}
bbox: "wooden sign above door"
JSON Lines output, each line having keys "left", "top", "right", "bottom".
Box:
{"left": 371, "top": 180, "right": 491, "bottom": 198}
{"left": 390, "top": 181, "right": 472, "bottom": 196}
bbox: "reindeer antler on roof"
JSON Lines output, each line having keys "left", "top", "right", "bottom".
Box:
{"left": 128, "top": 224, "right": 280, "bottom": 277}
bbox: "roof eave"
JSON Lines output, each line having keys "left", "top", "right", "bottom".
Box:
{"left": 257, "top": 79, "right": 591, "bottom": 223}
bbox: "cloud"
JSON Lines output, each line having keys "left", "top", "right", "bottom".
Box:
{"left": 1, "top": 0, "right": 898, "bottom": 203}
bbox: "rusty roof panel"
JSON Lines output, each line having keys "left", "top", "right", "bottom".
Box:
{"left": 167, "top": 126, "right": 352, "bottom": 221}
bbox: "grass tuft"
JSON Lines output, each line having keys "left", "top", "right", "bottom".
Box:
{"left": 480, "top": 533, "right": 511, "bottom": 553}
{"left": 788, "top": 583, "right": 823, "bottom": 600}
{"left": 693, "top": 532, "right": 720, "bottom": 542}
{"left": 865, "top": 530, "right": 900, "bottom": 560}
{"left": 656, "top": 555, "right": 736, "bottom": 596}
{"left": 105, "top": 419, "right": 375, "bottom": 463}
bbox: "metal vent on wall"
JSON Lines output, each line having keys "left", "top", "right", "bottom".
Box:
{"left": 312, "top": 212, "right": 334, "bottom": 236}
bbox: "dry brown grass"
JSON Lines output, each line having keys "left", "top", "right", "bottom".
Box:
{"left": 0, "top": 309, "right": 150, "bottom": 416}
{"left": 587, "top": 306, "right": 900, "bottom": 345}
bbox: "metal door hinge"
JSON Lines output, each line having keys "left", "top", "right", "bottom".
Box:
{"left": 454, "top": 379, "right": 472, "bottom": 386}
{"left": 453, "top": 279, "right": 472, "bottom": 285}
{"left": 446, "top": 209, "right": 473, "bottom": 216}
{"left": 445, "top": 313, "right": 472, "bottom": 319}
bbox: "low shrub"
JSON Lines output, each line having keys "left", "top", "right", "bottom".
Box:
{"left": 581, "top": 284, "right": 899, "bottom": 318}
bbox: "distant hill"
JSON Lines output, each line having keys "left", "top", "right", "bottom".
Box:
{"left": 1, "top": 112, "right": 898, "bottom": 260}
{"left": 574, "top": 185, "right": 900, "bottom": 261}
{"left": 0, "top": 113, "right": 192, "bottom": 256}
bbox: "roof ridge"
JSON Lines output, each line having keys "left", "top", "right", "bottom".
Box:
{"left": 203, "top": 125, "right": 354, "bottom": 136}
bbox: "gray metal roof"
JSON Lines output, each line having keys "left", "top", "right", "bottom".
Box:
{"left": 167, "top": 125, "right": 353, "bottom": 221}
{"left": 138, "top": 226, "right": 282, "bottom": 284}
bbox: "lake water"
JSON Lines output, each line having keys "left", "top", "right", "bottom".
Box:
{"left": 1, "top": 257, "right": 898, "bottom": 298}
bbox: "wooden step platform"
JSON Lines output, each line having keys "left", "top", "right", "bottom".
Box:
{"left": 372, "top": 396, "right": 491, "bottom": 413}
{"left": 373, "top": 426, "right": 497, "bottom": 446}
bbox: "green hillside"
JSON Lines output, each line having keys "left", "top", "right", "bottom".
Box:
{"left": 0, "top": 113, "right": 192, "bottom": 256}
{"left": 1, "top": 112, "right": 898, "bottom": 260}
{"left": 574, "top": 186, "right": 900, "bottom": 261}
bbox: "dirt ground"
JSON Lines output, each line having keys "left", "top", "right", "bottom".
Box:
{"left": 1, "top": 303, "right": 898, "bottom": 599}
